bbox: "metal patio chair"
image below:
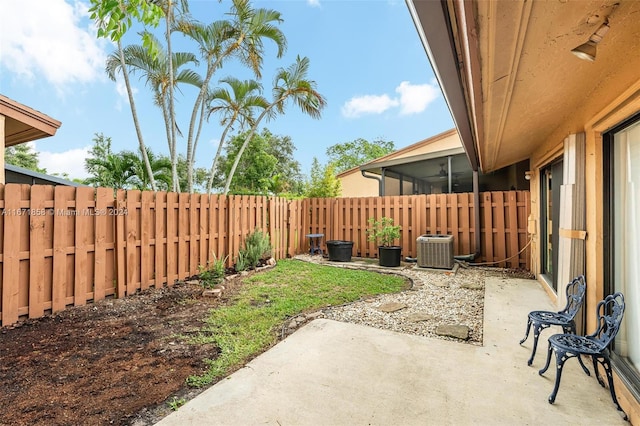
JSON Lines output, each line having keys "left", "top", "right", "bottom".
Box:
{"left": 538, "top": 292, "right": 627, "bottom": 420}
{"left": 520, "top": 275, "right": 587, "bottom": 366}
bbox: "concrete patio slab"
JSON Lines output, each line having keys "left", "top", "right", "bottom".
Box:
{"left": 156, "top": 276, "right": 628, "bottom": 425}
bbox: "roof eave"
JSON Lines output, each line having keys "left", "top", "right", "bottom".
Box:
{"left": 0, "top": 95, "right": 62, "bottom": 146}
{"left": 406, "top": 0, "right": 480, "bottom": 171}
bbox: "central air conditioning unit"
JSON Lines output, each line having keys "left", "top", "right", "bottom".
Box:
{"left": 416, "top": 234, "right": 454, "bottom": 269}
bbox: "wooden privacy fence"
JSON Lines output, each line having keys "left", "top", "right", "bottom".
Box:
{"left": 303, "top": 191, "right": 531, "bottom": 270}
{"left": 0, "top": 184, "right": 303, "bottom": 327}
{"left": 0, "top": 185, "right": 529, "bottom": 327}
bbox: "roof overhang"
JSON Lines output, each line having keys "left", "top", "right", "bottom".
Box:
{"left": 0, "top": 95, "right": 61, "bottom": 146}
{"left": 406, "top": 0, "right": 640, "bottom": 173}
{"left": 405, "top": 0, "right": 479, "bottom": 171}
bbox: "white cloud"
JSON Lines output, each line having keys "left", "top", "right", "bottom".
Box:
{"left": 307, "top": 0, "right": 321, "bottom": 7}
{"left": 341, "top": 95, "right": 399, "bottom": 118}
{"left": 0, "top": 0, "right": 108, "bottom": 91}
{"left": 37, "top": 144, "right": 92, "bottom": 179}
{"left": 342, "top": 81, "right": 440, "bottom": 118}
{"left": 395, "top": 81, "right": 440, "bottom": 115}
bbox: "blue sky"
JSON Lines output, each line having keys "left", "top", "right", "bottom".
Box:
{"left": 0, "top": 0, "right": 454, "bottom": 180}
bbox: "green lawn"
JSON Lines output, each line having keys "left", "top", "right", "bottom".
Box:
{"left": 186, "top": 258, "right": 408, "bottom": 387}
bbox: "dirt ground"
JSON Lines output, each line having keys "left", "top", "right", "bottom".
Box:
{"left": 0, "top": 276, "right": 247, "bottom": 426}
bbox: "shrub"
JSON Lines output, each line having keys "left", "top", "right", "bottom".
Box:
{"left": 234, "top": 229, "right": 272, "bottom": 272}
{"left": 198, "top": 252, "right": 228, "bottom": 288}
{"left": 366, "top": 217, "right": 401, "bottom": 247}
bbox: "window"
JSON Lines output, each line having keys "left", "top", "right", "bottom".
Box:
{"left": 540, "top": 159, "right": 563, "bottom": 292}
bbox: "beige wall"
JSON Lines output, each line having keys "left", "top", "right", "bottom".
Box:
{"left": 1, "top": 114, "right": 5, "bottom": 184}
{"left": 340, "top": 170, "right": 381, "bottom": 197}
{"left": 528, "top": 79, "right": 640, "bottom": 423}
{"left": 338, "top": 130, "right": 462, "bottom": 198}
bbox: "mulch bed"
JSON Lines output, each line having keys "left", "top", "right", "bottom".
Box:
{"left": 0, "top": 276, "right": 247, "bottom": 426}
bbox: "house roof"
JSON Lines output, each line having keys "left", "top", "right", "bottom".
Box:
{"left": 359, "top": 147, "right": 469, "bottom": 184}
{"left": 407, "top": 0, "right": 640, "bottom": 172}
{"left": 337, "top": 128, "right": 459, "bottom": 178}
{"left": 5, "top": 164, "right": 86, "bottom": 187}
{"left": 0, "top": 94, "right": 61, "bottom": 146}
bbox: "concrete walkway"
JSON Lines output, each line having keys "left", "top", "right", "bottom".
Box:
{"left": 156, "top": 276, "right": 628, "bottom": 425}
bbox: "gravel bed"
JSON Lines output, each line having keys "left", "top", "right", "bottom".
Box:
{"left": 294, "top": 254, "right": 533, "bottom": 346}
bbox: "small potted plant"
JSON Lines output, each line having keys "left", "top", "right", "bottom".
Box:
{"left": 367, "top": 217, "right": 402, "bottom": 267}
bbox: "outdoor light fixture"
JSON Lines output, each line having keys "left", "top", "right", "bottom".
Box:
{"left": 524, "top": 171, "right": 533, "bottom": 181}
{"left": 571, "top": 19, "right": 610, "bottom": 62}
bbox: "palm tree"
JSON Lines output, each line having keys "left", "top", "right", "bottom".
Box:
{"left": 223, "top": 56, "right": 326, "bottom": 194}
{"left": 85, "top": 151, "right": 137, "bottom": 189}
{"left": 89, "top": 0, "right": 164, "bottom": 190}
{"left": 106, "top": 35, "right": 202, "bottom": 192}
{"left": 108, "top": 38, "right": 158, "bottom": 191}
{"left": 178, "top": 0, "right": 287, "bottom": 192}
{"left": 205, "top": 77, "right": 268, "bottom": 194}
{"left": 129, "top": 148, "right": 173, "bottom": 191}
{"left": 156, "top": 0, "right": 189, "bottom": 192}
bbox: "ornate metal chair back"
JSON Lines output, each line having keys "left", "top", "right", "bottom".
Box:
{"left": 562, "top": 275, "right": 587, "bottom": 319}
{"left": 587, "top": 292, "right": 625, "bottom": 350}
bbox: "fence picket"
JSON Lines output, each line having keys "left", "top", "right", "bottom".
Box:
{"left": 28, "top": 185, "right": 46, "bottom": 318}
{"left": 2, "top": 185, "right": 21, "bottom": 324}
{"left": 154, "top": 191, "right": 166, "bottom": 287}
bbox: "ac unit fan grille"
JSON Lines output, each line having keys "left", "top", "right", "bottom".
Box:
{"left": 416, "top": 235, "right": 454, "bottom": 269}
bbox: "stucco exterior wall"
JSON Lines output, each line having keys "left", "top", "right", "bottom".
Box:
{"left": 528, "top": 78, "right": 640, "bottom": 424}
{"left": 340, "top": 170, "right": 380, "bottom": 197}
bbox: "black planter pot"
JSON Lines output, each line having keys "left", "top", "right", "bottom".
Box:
{"left": 378, "top": 246, "right": 402, "bottom": 267}
{"left": 326, "top": 240, "right": 354, "bottom": 262}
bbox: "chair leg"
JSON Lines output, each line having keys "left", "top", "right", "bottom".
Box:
{"left": 519, "top": 317, "right": 532, "bottom": 345}
{"left": 592, "top": 356, "right": 605, "bottom": 387}
{"left": 538, "top": 341, "right": 553, "bottom": 376}
{"left": 528, "top": 322, "right": 547, "bottom": 366}
{"left": 600, "top": 356, "right": 628, "bottom": 421}
{"left": 547, "top": 349, "right": 569, "bottom": 404}
{"left": 576, "top": 355, "right": 591, "bottom": 376}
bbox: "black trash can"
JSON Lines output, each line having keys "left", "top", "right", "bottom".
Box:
{"left": 326, "top": 240, "right": 354, "bottom": 262}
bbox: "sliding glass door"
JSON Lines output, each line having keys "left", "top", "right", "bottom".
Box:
{"left": 606, "top": 115, "right": 640, "bottom": 395}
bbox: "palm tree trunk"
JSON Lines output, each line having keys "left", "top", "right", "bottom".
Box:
{"left": 191, "top": 98, "right": 207, "bottom": 191}
{"left": 207, "top": 124, "right": 231, "bottom": 195}
{"left": 186, "top": 65, "right": 215, "bottom": 193}
{"left": 223, "top": 105, "right": 274, "bottom": 194}
{"left": 118, "top": 39, "right": 157, "bottom": 192}
{"left": 160, "top": 96, "right": 176, "bottom": 187}
{"left": 165, "top": 1, "right": 179, "bottom": 193}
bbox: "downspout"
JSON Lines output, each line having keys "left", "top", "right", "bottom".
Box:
{"left": 447, "top": 155, "right": 453, "bottom": 193}
{"left": 361, "top": 170, "right": 383, "bottom": 196}
{"left": 473, "top": 170, "right": 481, "bottom": 259}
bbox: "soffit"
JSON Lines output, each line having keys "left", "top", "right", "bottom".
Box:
{"left": 0, "top": 95, "right": 61, "bottom": 146}
{"left": 474, "top": 0, "right": 640, "bottom": 171}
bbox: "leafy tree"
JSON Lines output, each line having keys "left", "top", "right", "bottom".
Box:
{"left": 216, "top": 129, "right": 304, "bottom": 195}
{"left": 305, "top": 158, "right": 341, "bottom": 198}
{"left": 326, "top": 138, "right": 395, "bottom": 173}
{"left": 176, "top": 155, "right": 209, "bottom": 194}
{"left": 5, "top": 144, "right": 45, "bottom": 172}
{"left": 223, "top": 56, "right": 326, "bottom": 194}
